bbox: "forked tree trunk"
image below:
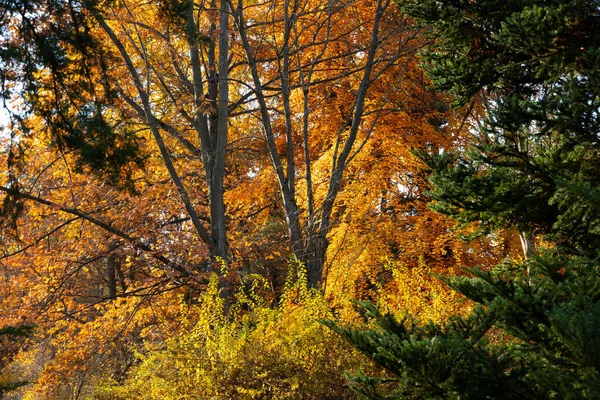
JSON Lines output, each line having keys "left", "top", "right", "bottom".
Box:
{"left": 234, "top": 0, "right": 392, "bottom": 289}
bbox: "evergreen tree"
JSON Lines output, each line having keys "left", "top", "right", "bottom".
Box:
{"left": 0, "top": 0, "right": 145, "bottom": 186}
{"left": 324, "top": 1, "right": 600, "bottom": 398}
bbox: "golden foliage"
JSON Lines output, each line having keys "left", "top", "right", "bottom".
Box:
{"left": 96, "top": 268, "right": 370, "bottom": 400}
{"left": 0, "top": 0, "right": 526, "bottom": 396}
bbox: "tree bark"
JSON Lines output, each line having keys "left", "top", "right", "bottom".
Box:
{"left": 107, "top": 254, "right": 118, "bottom": 299}
{"left": 234, "top": 0, "right": 393, "bottom": 289}
{"left": 211, "top": 0, "right": 230, "bottom": 259}
{"left": 520, "top": 231, "right": 535, "bottom": 259}
{"left": 304, "top": 233, "right": 328, "bottom": 289}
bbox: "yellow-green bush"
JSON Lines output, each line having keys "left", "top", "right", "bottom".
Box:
{"left": 96, "top": 266, "right": 370, "bottom": 399}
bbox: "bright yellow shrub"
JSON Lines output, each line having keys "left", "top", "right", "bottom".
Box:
{"left": 96, "top": 266, "right": 370, "bottom": 399}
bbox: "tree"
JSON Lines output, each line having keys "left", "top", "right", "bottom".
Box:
{"left": 0, "top": 0, "right": 462, "bottom": 394}
{"left": 0, "top": 0, "right": 447, "bottom": 292}
{"left": 1, "top": 0, "right": 232, "bottom": 262}
{"left": 326, "top": 1, "right": 600, "bottom": 398}
{"left": 233, "top": 0, "right": 432, "bottom": 287}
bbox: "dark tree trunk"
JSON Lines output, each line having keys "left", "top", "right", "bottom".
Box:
{"left": 304, "top": 234, "right": 328, "bottom": 289}
{"left": 107, "top": 254, "right": 118, "bottom": 299}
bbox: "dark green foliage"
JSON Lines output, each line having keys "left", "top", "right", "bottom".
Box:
{"left": 326, "top": 253, "right": 600, "bottom": 399}
{"left": 415, "top": 26, "right": 600, "bottom": 252}
{"left": 64, "top": 103, "right": 146, "bottom": 187}
{"left": 325, "top": 0, "right": 600, "bottom": 398}
{"left": 420, "top": 76, "right": 600, "bottom": 251}
{"left": 0, "top": 0, "right": 145, "bottom": 187}
{"left": 405, "top": 0, "right": 600, "bottom": 249}
{"left": 399, "top": 0, "right": 600, "bottom": 104}
{"left": 0, "top": 325, "right": 33, "bottom": 338}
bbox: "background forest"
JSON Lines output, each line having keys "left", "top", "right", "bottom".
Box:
{"left": 0, "top": 0, "right": 597, "bottom": 399}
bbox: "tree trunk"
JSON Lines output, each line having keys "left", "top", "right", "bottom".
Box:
{"left": 520, "top": 231, "right": 535, "bottom": 259}
{"left": 304, "top": 233, "right": 328, "bottom": 289}
{"left": 234, "top": 0, "right": 393, "bottom": 291}
{"left": 210, "top": 0, "right": 230, "bottom": 260}
{"left": 520, "top": 230, "right": 535, "bottom": 285}
{"left": 107, "top": 254, "right": 118, "bottom": 299}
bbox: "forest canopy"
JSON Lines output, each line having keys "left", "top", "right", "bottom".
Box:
{"left": 1, "top": 0, "right": 596, "bottom": 398}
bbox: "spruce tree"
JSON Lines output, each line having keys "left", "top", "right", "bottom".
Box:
{"left": 324, "top": 1, "right": 600, "bottom": 398}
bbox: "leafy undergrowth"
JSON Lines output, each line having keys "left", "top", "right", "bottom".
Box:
{"left": 94, "top": 267, "right": 375, "bottom": 400}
